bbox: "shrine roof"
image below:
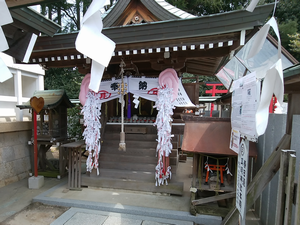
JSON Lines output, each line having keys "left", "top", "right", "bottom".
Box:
{"left": 3, "top": 7, "right": 60, "bottom": 62}
{"left": 17, "top": 90, "right": 74, "bottom": 110}
{"left": 8, "top": 7, "right": 60, "bottom": 37}
{"left": 283, "top": 64, "right": 300, "bottom": 93}
{"left": 102, "top": 0, "right": 195, "bottom": 27}
{"left": 28, "top": 3, "right": 275, "bottom": 77}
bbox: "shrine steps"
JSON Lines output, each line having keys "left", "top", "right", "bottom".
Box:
{"left": 81, "top": 124, "right": 183, "bottom": 196}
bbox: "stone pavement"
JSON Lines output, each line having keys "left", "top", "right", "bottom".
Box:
{"left": 0, "top": 157, "right": 260, "bottom": 225}
{"left": 52, "top": 207, "right": 194, "bottom": 225}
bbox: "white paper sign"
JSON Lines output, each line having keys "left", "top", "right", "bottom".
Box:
{"left": 231, "top": 72, "right": 259, "bottom": 140}
{"left": 236, "top": 139, "right": 249, "bottom": 219}
{"left": 230, "top": 128, "right": 240, "bottom": 154}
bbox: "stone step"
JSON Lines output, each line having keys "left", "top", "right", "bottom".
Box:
{"left": 105, "top": 124, "right": 157, "bottom": 134}
{"left": 99, "top": 153, "right": 178, "bottom": 166}
{"left": 103, "top": 133, "right": 158, "bottom": 141}
{"left": 99, "top": 160, "right": 155, "bottom": 172}
{"left": 96, "top": 168, "right": 155, "bottom": 181}
{"left": 102, "top": 139, "right": 158, "bottom": 149}
{"left": 100, "top": 146, "right": 178, "bottom": 158}
{"left": 98, "top": 161, "right": 177, "bottom": 174}
{"left": 82, "top": 174, "right": 183, "bottom": 195}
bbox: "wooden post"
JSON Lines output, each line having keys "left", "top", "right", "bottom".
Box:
{"left": 284, "top": 153, "right": 296, "bottom": 225}
{"left": 295, "top": 162, "right": 300, "bottom": 225}
{"left": 275, "top": 150, "right": 295, "bottom": 225}
{"left": 221, "top": 134, "right": 291, "bottom": 225}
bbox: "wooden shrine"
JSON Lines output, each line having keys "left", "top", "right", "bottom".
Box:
{"left": 17, "top": 90, "right": 74, "bottom": 177}
{"left": 20, "top": 0, "right": 275, "bottom": 195}
{"left": 180, "top": 115, "right": 258, "bottom": 217}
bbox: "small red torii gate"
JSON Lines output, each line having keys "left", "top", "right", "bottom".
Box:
{"left": 205, "top": 82, "right": 227, "bottom": 117}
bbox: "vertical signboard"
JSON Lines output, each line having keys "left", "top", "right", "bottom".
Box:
{"left": 236, "top": 139, "right": 249, "bottom": 223}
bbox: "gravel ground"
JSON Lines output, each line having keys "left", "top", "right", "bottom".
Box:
{"left": 0, "top": 202, "right": 69, "bottom": 225}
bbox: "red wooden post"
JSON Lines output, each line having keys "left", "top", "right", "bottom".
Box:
{"left": 205, "top": 83, "right": 227, "bottom": 117}
{"left": 30, "top": 96, "right": 44, "bottom": 178}
{"left": 33, "top": 110, "right": 38, "bottom": 177}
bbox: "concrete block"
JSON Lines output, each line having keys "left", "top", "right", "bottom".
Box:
{"left": 103, "top": 216, "right": 142, "bottom": 225}
{"left": 28, "top": 176, "right": 44, "bottom": 189}
{"left": 18, "top": 172, "right": 28, "bottom": 180}
{"left": 64, "top": 212, "right": 107, "bottom": 225}
{"left": 2, "top": 146, "right": 15, "bottom": 162}
{"left": 3, "top": 161, "right": 14, "bottom": 179}
{"left": 0, "top": 179, "right": 4, "bottom": 188}
{"left": 4, "top": 175, "right": 18, "bottom": 186}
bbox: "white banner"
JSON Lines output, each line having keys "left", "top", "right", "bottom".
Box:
{"left": 128, "top": 76, "right": 159, "bottom": 102}
{"left": 96, "top": 77, "right": 128, "bottom": 103}
{"left": 93, "top": 76, "right": 194, "bottom": 107}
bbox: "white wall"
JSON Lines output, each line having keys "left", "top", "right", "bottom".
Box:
{"left": 0, "top": 53, "right": 44, "bottom": 122}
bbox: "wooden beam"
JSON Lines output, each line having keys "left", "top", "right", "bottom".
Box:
{"left": 284, "top": 153, "right": 296, "bottom": 225}
{"left": 6, "top": 0, "right": 60, "bottom": 8}
{"left": 286, "top": 93, "right": 300, "bottom": 135}
{"left": 295, "top": 162, "right": 300, "bottom": 225}
{"left": 221, "top": 134, "right": 291, "bottom": 225}
{"left": 275, "top": 150, "right": 294, "bottom": 225}
{"left": 192, "top": 192, "right": 236, "bottom": 206}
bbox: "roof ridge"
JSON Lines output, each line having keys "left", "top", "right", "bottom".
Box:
{"left": 154, "top": 0, "right": 196, "bottom": 19}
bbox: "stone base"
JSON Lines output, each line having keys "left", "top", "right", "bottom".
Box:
{"left": 28, "top": 176, "right": 44, "bottom": 189}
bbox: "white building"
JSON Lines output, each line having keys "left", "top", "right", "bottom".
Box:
{"left": 0, "top": 52, "right": 44, "bottom": 122}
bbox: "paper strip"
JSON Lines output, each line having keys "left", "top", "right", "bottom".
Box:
{"left": 23, "top": 33, "right": 38, "bottom": 63}
{"left": 75, "top": 0, "right": 115, "bottom": 92}
{"left": 89, "top": 60, "right": 106, "bottom": 92}
{"left": 246, "top": 0, "right": 260, "bottom": 12}
{"left": 0, "top": 56, "right": 13, "bottom": 83}
{"left": 0, "top": 0, "right": 13, "bottom": 26}
{"left": 254, "top": 17, "right": 284, "bottom": 136}
{"left": 0, "top": 27, "right": 9, "bottom": 52}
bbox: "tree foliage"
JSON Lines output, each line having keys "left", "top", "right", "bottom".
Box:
{"left": 288, "top": 33, "right": 300, "bottom": 53}
{"left": 166, "top": 0, "right": 250, "bottom": 15}
{"left": 44, "top": 67, "right": 83, "bottom": 139}
{"left": 182, "top": 73, "right": 225, "bottom": 96}
{"left": 44, "top": 67, "right": 83, "bottom": 99}
{"left": 274, "top": 0, "right": 300, "bottom": 61}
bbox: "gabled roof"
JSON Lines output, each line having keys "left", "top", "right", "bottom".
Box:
{"left": 103, "top": 0, "right": 195, "bottom": 27}
{"left": 17, "top": 90, "right": 74, "bottom": 109}
{"left": 29, "top": 3, "right": 274, "bottom": 77}
{"left": 3, "top": 7, "right": 61, "bottom": 62}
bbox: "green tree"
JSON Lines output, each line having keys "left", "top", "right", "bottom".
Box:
{"left": 44, "top": 67, "right": 83, "bottom": 98}
{"left": 289, "top": 33, "right": 300, "bottom": 53}
{"left": 44, "top": 68, "right": 84, "bottom": 139}
{"left": 182, "top": 73, "right": 225, "bottom": 96}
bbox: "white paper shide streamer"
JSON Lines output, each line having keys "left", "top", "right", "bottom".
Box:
{"left": 81, "top": 91, "right": 102, "bottom": 175}
{"left": 0, "top": 0, "right": 13, "bottom": 83}
{"left": 75, "top": 0, "right": 115, "bottom": 92}
{"left": 154, "top": 87, "right": 175, "bottom": 186}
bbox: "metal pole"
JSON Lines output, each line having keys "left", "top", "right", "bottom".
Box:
{"left": 33, "top": 110, "right": 38, "bottom": 177}
{"left": 119, "top": 60, "right": 126, "bottom": 151}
